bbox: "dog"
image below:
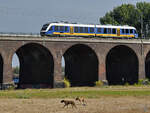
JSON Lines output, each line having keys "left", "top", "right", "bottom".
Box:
{"left": 75, "top": 97, "right": 87, "bottom": 105}
{"left": 61, "top": 100, "right": 77, "bottom": 108}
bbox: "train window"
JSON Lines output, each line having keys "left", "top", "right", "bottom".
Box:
{"left": 41, "top": 24, "right": 49, "bottom": 31}
{"left": 54, "top": 26, "right": 58, "bottom": 31}
{"left": 65, "top": 26, "right": 68, "bottom": 32}
{"left": 97, "top": 28, "right": 101, "bottom": 33}
{"left": 104, "top": 28, "right": 107, "bottom": 34}
{"left": 74, "top": 27, "right": 78, "bottom": 33}
{"left": 85, "top": 27, "right": 88, "bottom": 33}
{"left": 112, "top": 29, "right": 116, "bottom": 34}
{"left": 125, "top": 29, "right": 129, "bottom": 34}
{"left": 60, "top": 26, "right": 64, "bottom": 31}
{"left": 49, "top": 26, "right": 53, "bottom": 31}
{"left": 80, "top": 27, "right": 84, "bottom": 33}
{"left": 90, "top": 27, "right": 94, "bottom": 33}
{"left": 122, "top": 29, "right": 125, "bottom": 34}
{"left": 130, "top": 29, "right": 133, "bottom": 34}
{"left": 108, "top": 28, "right": 111, "bottom": 34}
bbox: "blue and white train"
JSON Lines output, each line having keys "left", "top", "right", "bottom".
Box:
{"left": 40, "top": 22, "right": 138, "bottom": 38}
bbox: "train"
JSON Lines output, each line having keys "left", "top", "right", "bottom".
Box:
{"left": 40, "top": 22, "right": 138, "bottom": 38}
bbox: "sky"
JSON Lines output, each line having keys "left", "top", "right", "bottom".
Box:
{"left": 1, "top": 0, "right": 149, "bottom": 34}
{"left": 1, "top": 0, "right": 149, "bottom": 67}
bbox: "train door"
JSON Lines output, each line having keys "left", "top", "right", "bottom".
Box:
{"left": 117, "top": 28, "right": 120, "bottom": 36}
{"left": 70, "top": 26, "right": 74, "bottom": 34}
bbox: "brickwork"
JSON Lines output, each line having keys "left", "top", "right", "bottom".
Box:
{"left": 0, "top": 36, "right": 148, "bottom": 88}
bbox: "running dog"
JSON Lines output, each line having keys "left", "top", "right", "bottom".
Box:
{"left": 75, "top": 97, "right": 87, "bottom": 105}
{"left": 61, "top": 100, "right": 77, "bottom": 108}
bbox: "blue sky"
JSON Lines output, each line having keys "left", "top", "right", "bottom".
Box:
{"left": 1, "top": 0, "right": 149, "bottom": 67}
{"left": 0, "top": 0, "right": 149, "bottom": 34}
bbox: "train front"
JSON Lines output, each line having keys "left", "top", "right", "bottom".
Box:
{"left": 40, "top": 23, "right": 50, "bottom": 36}
{"left": 134, "top": 30, "right": 138, "bottom": 38}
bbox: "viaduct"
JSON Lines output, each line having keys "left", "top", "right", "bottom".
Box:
{"left": 0, "top": 35, "right": 150, "bottom": 88}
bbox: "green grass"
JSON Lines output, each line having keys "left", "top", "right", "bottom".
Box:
{"left": 0, "top": 86, "right": 150, "bottom": 99}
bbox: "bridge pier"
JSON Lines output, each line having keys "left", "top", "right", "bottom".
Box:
{"left": 2, "top": 51, "right": 14, "bottom": 89}
{"left": 99, "top": 62, "right": 106, "bottom": 81}
{"left": 53, "top": 51, "right": 64, "bottom": 88}
{"left": 138, "top": 55, "right": 145, "bottom": 80}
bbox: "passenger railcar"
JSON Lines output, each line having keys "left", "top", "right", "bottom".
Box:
{"left": 40, "top": 22, "right": 138, "bottom": 38}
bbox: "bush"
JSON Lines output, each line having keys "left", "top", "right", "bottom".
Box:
{"left": 63, "top": 77, "right": 70, "bottom": 88}
{"left": 138, "top": 78, "right": 150, "bottom": 85}
{"left": 134, "top": 78, "right": 150, "bottom": 86}
{"left": 95, "top": 80, "right": 103, "bottom": 87}
{"left": 125, "top": 82, "right": 129, "bottom": 86}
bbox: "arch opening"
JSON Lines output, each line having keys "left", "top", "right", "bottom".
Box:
{"left": 106, "top": 45, "right": 138, "bottom": 85}
{"left": 0, "top": 55, "right": 3, "bottom": 84}
{"left": 145, "top": 51, "right": 150, "bottom": 79}
{"left": 12, "top": 54, "right": 20, "bottom": 86}
{"left": 15, "top": 43, "right": 54, "bottom": 88}
{"left": 63, "top": 44, "right": 98, "bottom": 87}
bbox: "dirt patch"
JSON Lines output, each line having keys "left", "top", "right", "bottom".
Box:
{"left": 0, "top": 97, "right": 149, "bottom": 113}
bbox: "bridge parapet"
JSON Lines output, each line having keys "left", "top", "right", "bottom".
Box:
{"left": 0, "top": 35, "right": 146, "bottom": 44}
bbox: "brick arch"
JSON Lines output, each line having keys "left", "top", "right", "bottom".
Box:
{"left": 11, "top": 41, "right": 55, "bottom": 64}
{"left": 62, "top": 44, "right": 99, "bottom": 86}
{"left": 14, "top": 43, "right": 54, "bottom": 88}
{"left": 106, "top": 45, "right": 139, "bottom": 85}
{"left": 144, "top": 47, "right": 150, "bottom": 79}
{"left": 0, "top": 54, "right": 3, "bottom": 84}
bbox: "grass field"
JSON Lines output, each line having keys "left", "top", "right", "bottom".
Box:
{"left": 1, "top": 86, "right": 150, "bottom": 99}
{"left": 0, "top": 86, "right": 150, "bottom": 113}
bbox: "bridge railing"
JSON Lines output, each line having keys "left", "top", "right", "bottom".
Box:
{"left": 0, "top": 32, "right": 40, "bottom": 37}
{"left": 0, "top": 32, "right": 150, "bottom": 41}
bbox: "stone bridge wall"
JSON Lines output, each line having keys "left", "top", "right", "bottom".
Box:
{"left": 0, "top": 36, "right": 149, "bottom": 88}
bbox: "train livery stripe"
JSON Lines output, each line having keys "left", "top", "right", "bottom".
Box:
{"left": 53, "top": 32, "right": 95, "bottom": 36}
{"left": 96, "top": 34, "right": 135, "bottom": 37}
{"left": 53, "top": 32, "right": 134, "bottom": 37}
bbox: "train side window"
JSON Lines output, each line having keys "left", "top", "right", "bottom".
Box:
{"left": 130, "top": 29, "right": 133, "bottom": 34}
{"left": 108, "top": 28, "right": 111, "bottom": 34}
{"left": 65, "top": 26, "right": 68, "bottom": 32}
{"left": 104, "top": 28, "right": 107, "bottom": 34}
{"left": 74, "top": 27, "right": 78, "bottom": 33}
{"left": 60, "top": 26, "right": 64, "bottom": 31}
{"left": 97, "top": 28, "right": 101, "bottom": 33}
{"left": 85, "top": 27, "right": 88, "bottom": 33}
{"left": 125, "top": 29, "right": 129, "bottom": 34}
{"left": 80, "top": 27, "right": 84, "bottom": 33}
{"left": 90, "top": 27, "right": 94, "bottom": 33}
{"left": 122, "top": 29, "right": 125, "bottom": 34}
{"left": 49, "top": 26, "right": 53, "bottom": 31}
{"left": 54, "top": 26, "right": 58, "bottom": 31}
{"left": 112, "top": 28, "right": 116, "bottom": 34}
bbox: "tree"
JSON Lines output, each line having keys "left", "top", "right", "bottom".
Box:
{"left": 100, "top": 2, "right": 150, "bottom": 38}
{"left": 13, "top": 66, "right": 19, "bottom": 74}
{"left": 136, "top": 2, "right": 150, "bottom": 37}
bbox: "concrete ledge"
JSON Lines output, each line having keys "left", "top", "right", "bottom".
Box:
{"left": 0, "top": 35, "right": 145, "bottom": 44}
{"left": 54, "top": 81, "right": 65, "bottom": 88}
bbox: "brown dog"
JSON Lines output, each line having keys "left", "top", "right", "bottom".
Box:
{"left": 75, "top": 97, "right": 87, "bottom": 105}
{"left": 61, "top": 100, "right": 77, "bottom": 108}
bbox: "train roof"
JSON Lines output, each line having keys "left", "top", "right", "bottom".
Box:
{"left": 96, "top": 25, "right": 136, "bottom": 29}
{"left": 48, "top": 22, "right": 136, "bottom": 29}
{"left": 50, "top": 22, "right": 95, "bottom": 27}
